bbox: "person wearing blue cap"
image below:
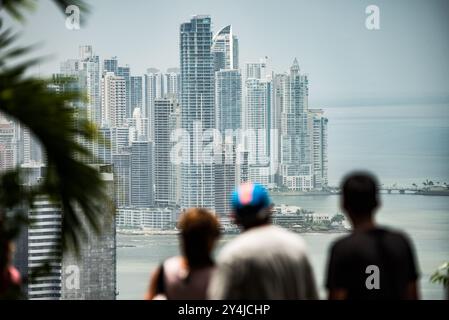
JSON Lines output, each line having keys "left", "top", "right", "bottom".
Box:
{"left": 208, "top": 182, "right": 318, "bottom": 300}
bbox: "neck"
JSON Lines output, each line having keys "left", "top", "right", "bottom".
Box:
{"left": 352, "top": 217, "right": 376, "bottom": 231}
{"left": 242, "top": 220, "right": 270, "bottom": 232}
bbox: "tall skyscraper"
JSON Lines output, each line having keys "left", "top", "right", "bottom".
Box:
{"left": 309, "top": 109, "right": 328, "bottom": 190}
{"left": 244, "top": 67, "right": 273, "bottom": 186}
{"left": 154, "top": 98, "right": 180, "bottom": 206}
{"left": 215, "top": 69, "right": 242, "bottom": 132}
{"left": 0, "top": 118, "right": 17, "bottom": 171}
{"left": 60, "top": 59, "right": 79, "bottom": 76}
{"left": 245, "top": 58, "right": 268, "bottom": 81}
{"left": 164, "top": 70, "right": 181, "bottom": 100}
{"left": 129, "top": 107, "right": 149, "bottom": 142}
{"left": 117, "top": 66, "right": 131, "bottom": 118}
{"left": 103, "top": 57, "right": 118, "bottom": 75}
{"left": 14, "top": 196, "right": 63, "bottom": 300}
{"left": 144, "top": 69, "right": 164, "bottom": 139}
{"left": 245, "top": 79, "right": 270, "bottom": 184}
{"left": 78, "top": 46, "right": 101, "bottom": 127}
{"left": 112, "top": 152, "right": 131, "bottom": 207}
{"left": 279, "top": 58, "right": 313, "bottom": 191}
{"left": 211, "top": 25, "right": 239, "bottom": 71}
{"left": 62, "top": 164, "right": 116, "bottom": 300}
{"left": 214, "top": 137, "right": 236, "bottom": 216}
{"left": 102, "top": 72, "right": 127, "bottom": 127}
{"left": 144, "top": 68, "right": 180, "bottom": 140}
{"left": 52, "top": 70, "right": 93, "bottom": 165}
{"left": 130, "top": 141, "right": 154, "bottom": 207}
{"left": 20, "top": 127, "right": 44, "bottom": 165}
{"left": 180, "top": 15, "right": 216, "bottom": 211}
{"left": 130, "top": 76, "right": 143, "bottom": 115}
{"left": 212, "top": 25, "right": 241, "bottom": 215}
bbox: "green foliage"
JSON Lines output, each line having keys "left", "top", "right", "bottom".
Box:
{"left": 331, "top": 213, "right": 345, "bottom": 224}
{"left": 0, "top": 0, "right": 109, "bottom": 254}
{"left": 431, "top": 262, "right": 449, "bottom": 288}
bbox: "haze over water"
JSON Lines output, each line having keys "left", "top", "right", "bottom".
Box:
{"left": 117, "top": 103, "right": 449, "bottom": 300}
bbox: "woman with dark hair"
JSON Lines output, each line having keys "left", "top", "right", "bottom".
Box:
{"left": 145, "top": 208, "right": 220, "bottom": 300}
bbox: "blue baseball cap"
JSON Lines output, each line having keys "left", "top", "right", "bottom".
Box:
{"left": 231, "top": 183, "right": 273, "bottom": 218}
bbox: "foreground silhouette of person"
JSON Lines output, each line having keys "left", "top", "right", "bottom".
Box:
{"left": 208, "top": 182, "right": 318, "bottom": 299}
{"left": 326, "top": 172, "right": 420, "bottom": 300}
{"left": 145, "top": 208, "right": 220, "bottom": 300}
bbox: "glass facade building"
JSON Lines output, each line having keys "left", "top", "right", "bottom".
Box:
{"left": 179, "top": 15, "right": 216, "bottom": 211}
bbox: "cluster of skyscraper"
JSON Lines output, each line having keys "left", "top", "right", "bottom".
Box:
{"left": 0, "top": 14, "right": 328, "bottom": 220}
{"left": 56, "top": 45, "right": 184, "bottom": 212}
{"left": 178, "top": 16, "right": 328, "bottom": 217}
{"left": 0, "top": 14, "right": 328, "bottom": 299}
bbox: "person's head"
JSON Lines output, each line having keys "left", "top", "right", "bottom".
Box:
{"left": 341, "top": 171, "right": 380, "bottom": 224}
{"left": 177, "top": 208, "right": 220, "bottom": 269}
{"left": 231, "top": 182, "right": 273, "bottom": 230}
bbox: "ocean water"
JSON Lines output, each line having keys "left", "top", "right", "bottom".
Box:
{"left": 325, "top": 103, "right": 449, "bottom": 186}
{"left": 117, "top": 103, "right": 449, "bottom": 300}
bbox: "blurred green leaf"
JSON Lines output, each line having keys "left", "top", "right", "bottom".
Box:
{"left": 0, "top": 0, "right": 107, "bottom": 255}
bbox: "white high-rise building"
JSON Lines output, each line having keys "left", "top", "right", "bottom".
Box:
{"left": 164, "top": 70, "right": 181, "bottom": 100}
{"left": 112, "top": 152, "right": 131, "bottom": 207}
{"left": 97, "top": 126, "right": 129, "bottom": 163}
{"left": 245, "top": 58, "right": 268, "bottom": 81}
{"left": 213, "top": 25, "right": 241, "bottom": 210}
{"left": 117, "top": 66, "right": 131, "bottom": 118}
{"left": 130, "top": 76, "right": 143, "bottom": 115}
{"left": 212, "top": 25, "right": 239, "bottom": 71}
{"left": 14, "top": 165, "right": 117, "bottom": 300}
{"left": 130, "top": 140, "right": 154, "bottom": 207}
{"left": 215, "top": 69, "right": 242, "bottom": 132}
{"left": 116, "top": 207, "right": 176, "bottom": 230}
{"left": 14, "top": 196, "right": 63, "bottom": 300}
{"left": 62, "top": 164, "right": 116, "bottom": 300}
{"left": 129, "top": 107, "right": 149, "bottom": 142}
{"left": 154, "top": 98, "right": 180, "bottom": 207}
{"left": 102, "top": 72, "right": 127, "bottom": 127}
{"left": 60, "top": 59, "right": 79, "bottom": 76}
{"left": 180, "top": 15, "right": 216, "bottom": 211}
{"left": 309, "top": 109, "right": 328, "bottom": 189}
{"left": 145, "top": 68, "right": 180, "bottom": 140}
{"left": 279, "top": 58, "right": 313, "bottom": 191}
{"left": 78, "top": 45, "right": 101, "bottom": 127}
{"left": 144, "top": 69, "right": 164, "bottom": 139}
{"left": 103, "top": 57, "right": 118, "bottom": 75}
{"left": 0, "top": 118, "right": 17, "bottom": 171}
{"left": 244, "top": 76, "right": 272, "bottom": 186}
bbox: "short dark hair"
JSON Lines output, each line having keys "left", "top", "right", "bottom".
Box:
{"left": 341, "top": 171, "right": 380, "bottom": 215}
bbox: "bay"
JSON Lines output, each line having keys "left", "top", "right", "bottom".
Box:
{"left": 117, "top": 103, "right": 449, "bottom": 300}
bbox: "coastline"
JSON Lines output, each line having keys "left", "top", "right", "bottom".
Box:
{"left": 270, "top": 190, "right": 449, "bottom": 197}
{"left": 270, "top": 191, "right": 337, "bottom": 196}
{"left": 116, "top": 228, "right": 349, "bottom": 236}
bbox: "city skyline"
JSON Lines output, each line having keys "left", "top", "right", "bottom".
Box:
{"left": 1, "top": 13, "right": 330, "bottom": 215}
{"left": 3, "top": 0, "right": 449, "bottom": 107}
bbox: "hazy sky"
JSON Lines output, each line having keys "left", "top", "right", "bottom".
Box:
{"left": 3, "top": 0, "right": 449, "bottom": 107}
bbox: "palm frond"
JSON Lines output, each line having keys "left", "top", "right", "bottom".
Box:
{"left": 0, "top": 1, "right": 110, "bottom": 253}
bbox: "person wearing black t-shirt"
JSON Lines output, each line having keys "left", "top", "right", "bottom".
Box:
{"left": 326, "top": 172, "right": 420, "bottom": 300}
